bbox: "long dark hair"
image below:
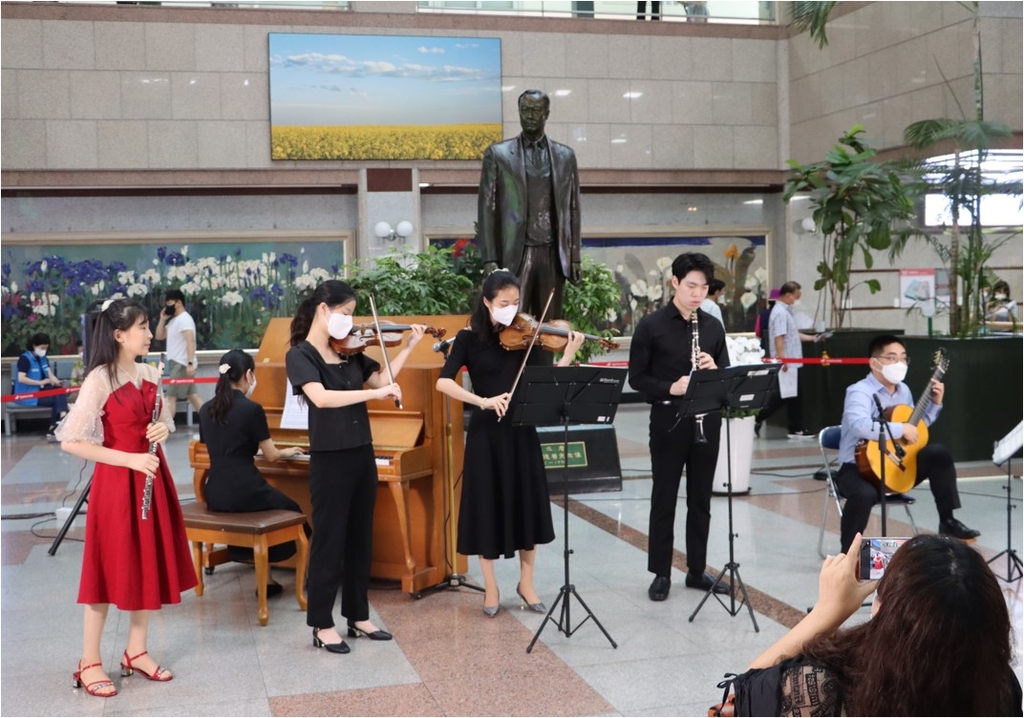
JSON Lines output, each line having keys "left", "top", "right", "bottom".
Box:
{"left": 207, "top": 349, "right": 254, "bottom": 425}
{"left": 86, "top": 299, "right": 149, "bottom": 387}
{"left": 290, "top": 280, "right": 358, "bottom": 347}
{"left": 469, "top": 270, "right": 520, "bottom": 343}
{"left": 802, "top": 534, "right": 1017, "bottom": 715}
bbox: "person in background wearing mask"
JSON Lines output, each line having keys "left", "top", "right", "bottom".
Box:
{"left": 984, "top": 280, "right": 1019, "bottom": 324}
{"left": 755, "top": 281, "right": 823, "bottom": 438}
{"left": 833, "top": 335, "right": 979, "bottom": 552}
{"left": 435, "top": 269, "right": 584, "bottom": 617}
{"left": 198, "top": 349, "right": 306, "bottom": 597}
{"left": 699, "top": 278, "right": 726, "bottom": 329}
{"left": 155, "top": 288, "right": 203, "bottom": 424}
{"left": 14, "top": 332, "right": 69, "bottom": 439}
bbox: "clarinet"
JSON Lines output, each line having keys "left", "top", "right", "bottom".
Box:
{"left": 141, "top": 353, "right": 166, "bottom": 520}
{"left": 691, "top": 311, "right": 709, "bottom": 443}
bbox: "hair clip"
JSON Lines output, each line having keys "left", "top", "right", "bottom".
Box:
{"left": 100, "top": 298, "right": 115, "bottom": 312}
{"left": 490, "top": 266, "right": 513, "bottom": 275}
{"left": 218, "top": 363, "right": 230, "bottom": 375}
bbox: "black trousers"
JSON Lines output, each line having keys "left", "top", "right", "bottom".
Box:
{"left": 637, "top": 1, "right": 661, "bottom": 19}
{"left": 306, "top": 444, "right": 378, "bottom": 629}
{"left": 835, "top": 443, "right": 961, "bottom": 552}
{"left": 756, "top": 392, "right": 803, "bottom": 433}
{"left": 648, "top": 405, "right": 721, "bottom": 577}
{"left": 38, "top": 393, "right": 70, "bottom": 427}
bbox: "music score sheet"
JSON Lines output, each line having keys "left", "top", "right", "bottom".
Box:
{"left": 280, "top": 379, "right": 310, "bottom": 430}
{"left": 777, "top": 365, "right": 798, "bottom": 399}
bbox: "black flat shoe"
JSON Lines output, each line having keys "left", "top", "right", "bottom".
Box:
{"left": 685, "top": 571, "right": 730, "bottom": 595}
{"left": 347, "top": 621, "right": 392, "bottom": 641}
{"left": 256, "top": 582, "right": 284, "bottom": 598}
{"left": 312, "top": 628, "right": 351, "bottom": 654}
{"left": 648, "top": 575, "right": 670, "bottom": 601}
{"left": 939, "top": 517, "right": 980, "bottom": 542}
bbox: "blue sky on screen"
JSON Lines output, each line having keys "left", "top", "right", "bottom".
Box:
{"left": 269, "top": 34, "right": 502, "bottom": 127}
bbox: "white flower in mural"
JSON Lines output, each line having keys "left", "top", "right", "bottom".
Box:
{"left": 606, "top": 307, "right": 618, "bottom": 322}
{"left": 655, "top": 256, "right": 673, "bottom": 272}
{"left": 127, "top": 283, "right": 149, "bottom": 298}
{"left": 221, "top": 291, "right": 244, "bottom": 307}
{"left": 726, "top": 335, "right": 765, "bottom": 366}
{"left": 740, "top": 291, "right": 757, "bottom": 310}
{"left": 630, "top": 279, "right": 649, "bottom": 298}
{"left": 181, "top": 281, "right": 201, "bottom": 295}
{"left": 647, "top": 283, "right": 663, "bottom": 302}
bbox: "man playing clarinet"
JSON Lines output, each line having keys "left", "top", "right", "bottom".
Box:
{"left": 628, "top": 252, "right": 730, "bottom": 602}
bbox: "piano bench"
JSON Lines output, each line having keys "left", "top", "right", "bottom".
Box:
{"left": 180, "top": 502, "right": 309, "bottom": 626}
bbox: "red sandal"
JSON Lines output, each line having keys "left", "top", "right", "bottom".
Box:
{"left": 73, "top": 661, "right": 117, "bottom": 697}
{"left": 119, "top": 650, "right": 173, "bottom": 682}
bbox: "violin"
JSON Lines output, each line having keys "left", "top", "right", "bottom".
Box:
{"left": 498, "top": 313, "right": 619, "bottom": 352}
{"left": 329, "top": 323, "right": 446, "bottom": 356}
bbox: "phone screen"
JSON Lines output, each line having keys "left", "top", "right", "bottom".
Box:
{"left": 858, "top": 537, "right": 910, "bottom": 580}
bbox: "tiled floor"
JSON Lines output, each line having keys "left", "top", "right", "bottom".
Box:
{"left": 2, "top": 405, "right": 1021, "bottom": 716}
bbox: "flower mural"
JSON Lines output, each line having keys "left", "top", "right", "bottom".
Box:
{"left": 1, "top": 242, "right": 346, "bottom": 356}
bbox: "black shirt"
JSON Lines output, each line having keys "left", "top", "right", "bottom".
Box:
{"left": 285, "top": 340, "right": 381, "bottom": 452}
{"left": 439, "top": 328, "right": 544, "bottom": 397}
{"left": 199, "top": 390, "right": 270, "bottom": 467}
{"left": 628, "top": 304, "right": 729, "bottom": 403}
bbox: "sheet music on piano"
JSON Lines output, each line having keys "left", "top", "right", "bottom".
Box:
{"left": 280, "top": 379, "right": 309, "bottom": 430}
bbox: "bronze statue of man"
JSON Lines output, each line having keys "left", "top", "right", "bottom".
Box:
{"left": 478, "top": 89, "right": 581, "bottom": 320}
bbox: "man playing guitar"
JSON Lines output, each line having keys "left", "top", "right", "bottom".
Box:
{"left": 833, "top": 335, "right": 979, "bottom": 552}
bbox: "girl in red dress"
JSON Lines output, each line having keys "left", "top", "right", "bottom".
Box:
{"left": 57, "top": 299, "right": 197, "bottom": 698}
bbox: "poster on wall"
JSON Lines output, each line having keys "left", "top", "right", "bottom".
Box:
{"left": 0, "top": 235, "right": 347, "bottom": 356}
{"left": 268, "top": 33, "right": 502, "bottom": 161}
{"left": 900, "top": 268, "right": 936, "bottom": 310}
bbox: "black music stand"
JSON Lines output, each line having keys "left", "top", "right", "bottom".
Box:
{"left": 989, "top": 422, "right": 1023, "bottom": 583}
{"left": 48, "top": 480, "right": 90, "bottom": 556}
{"left": 686, "top": 363, "right": 780, "bottom": 632}
{"left": 509, "top": 365, "right": 626, "bottom": 653}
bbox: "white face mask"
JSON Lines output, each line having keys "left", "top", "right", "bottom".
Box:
{"left": 792, "top": 299, "right": 802, "bottom": 308}
{"left": 245, "top": 372, "right": 257, "bottom": 398}
{"left": 326, "top": 311, "right": 354, "bottom": 340}
{"left": 489, "top": 303, "right": 519, "bottom": 327}
{"left": 995, "top": 293, "right": 1007, "bottom": 301}
{"left": 879, "top": 361, "right": 908, "bottom": 384}
{"left": 34, "top": 347, "right": 47, "bottom": 358}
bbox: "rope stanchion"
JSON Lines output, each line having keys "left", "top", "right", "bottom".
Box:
{"left": 1, "top": 376, "right": 218, "bottom": 403}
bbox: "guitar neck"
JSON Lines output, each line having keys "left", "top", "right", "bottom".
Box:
{"left": 908, "top": 365, "right": 945, "bottom": 425}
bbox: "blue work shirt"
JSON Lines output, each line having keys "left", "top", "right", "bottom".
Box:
{"left": 837, "top": 372, "right": 942, "bottom": 465}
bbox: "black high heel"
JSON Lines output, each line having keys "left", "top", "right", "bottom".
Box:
{"left": 312, "top": 627, "right": 350, "bottom": 654}
{"left": 347, "top": 620, "right": 393, "bottom": 641}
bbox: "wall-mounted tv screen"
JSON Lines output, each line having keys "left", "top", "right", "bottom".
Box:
{"left": 269, "top": 33, "right": 502, "bottom": 161}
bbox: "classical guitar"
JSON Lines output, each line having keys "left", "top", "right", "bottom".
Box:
{"left": 854, "top": 349, "right": 950, "bottom": 494}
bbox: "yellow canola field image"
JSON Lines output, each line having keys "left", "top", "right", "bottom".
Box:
{"left": 272, "top": 123, "right": 503, "bottom": 161}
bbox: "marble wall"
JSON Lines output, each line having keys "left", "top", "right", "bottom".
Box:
{"left": 787, "top": 1, "right": 1023, "bottom": 162}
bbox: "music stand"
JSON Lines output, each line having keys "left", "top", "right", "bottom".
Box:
{"left": 686, "top": 363, "right": 780, "bottom": 632}
{"left": 508, "top": 365, "right": 626, "bottom": 653}
{"left": 48, "top": 480, "right": 90, "bottom": 556}
{"left": 989, "top": 421, "right": 1023, "bottom": 583}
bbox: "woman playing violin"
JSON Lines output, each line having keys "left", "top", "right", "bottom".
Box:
{"left": 435, "top": 270, "right": 584, "bottom": 617}
{"left": 286, "top": 280, "right": 426, "bottom": 654}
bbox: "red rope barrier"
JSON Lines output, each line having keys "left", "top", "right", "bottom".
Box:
{"left": 2, "top": 376, "right": 218, "bottom": 403}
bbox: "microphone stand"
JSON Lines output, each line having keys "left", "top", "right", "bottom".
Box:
{"left": 872, "top": 395, "right": 905, "bottom": 537}
{"left": 429, "top": 340, "right": 483, "bottom": 595}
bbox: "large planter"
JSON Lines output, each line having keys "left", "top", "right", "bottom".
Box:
{"left": 713, "top": 415, "right": 756, "bottom": 495}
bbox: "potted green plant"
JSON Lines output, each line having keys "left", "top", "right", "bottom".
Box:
{"left": 784, "top": 126, "right": 920, "bottom": 330}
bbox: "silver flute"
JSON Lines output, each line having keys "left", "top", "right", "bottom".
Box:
{"left": 691, "top": 312, "right": 708, "bottom": 443}
{"left": 141, "top": 353, "right": 166, "bottom": 520}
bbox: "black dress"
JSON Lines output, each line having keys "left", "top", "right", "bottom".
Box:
{"left": 440, "top": 329, "right": 555, "bottom": 559}
{"left": 199, "top": 390, "right": 302, "bottom": 562}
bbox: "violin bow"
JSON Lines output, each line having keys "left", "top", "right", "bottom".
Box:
{"left": 368, "top": 294, "right": 402, "bottom": 410}
{"left": 141, "top": 352, "right": 166, "bottom": 520}
{"left": 499, "top": 287, "right": 556, "bottom": 424}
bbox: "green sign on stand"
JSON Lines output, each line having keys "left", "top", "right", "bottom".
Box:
{"left": 541, "top": 442, "right": 589, "bottom": 469}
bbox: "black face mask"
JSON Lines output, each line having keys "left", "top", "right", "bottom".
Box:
{"left": 164, "top": 305, "right": 176, "bottom": 317}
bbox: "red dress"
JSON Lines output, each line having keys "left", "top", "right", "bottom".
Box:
{"left": 77, "top": 378, "right": 197, "bottom": 609}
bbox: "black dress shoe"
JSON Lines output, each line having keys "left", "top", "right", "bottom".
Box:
{"left": 939, "top": 517, "right": 980, "bottom": 541}
{"left": 347, "top": 620, "right": 393, "bottom": 641}
{"left": 312, "top": 628, "right": 351, "bottom": 654}
{"left": 685, "top": 571, "right": 730, "bottom": 595}
{"left": 648, "top": 575, "right": 671, "bottom": 601}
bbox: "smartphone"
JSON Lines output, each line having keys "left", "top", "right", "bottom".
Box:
{"left": 858, "top": 537, "right": 911, "bottom": 580}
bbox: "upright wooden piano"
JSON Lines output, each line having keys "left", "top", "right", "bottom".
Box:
{"left": 189, "top": 315, "right": 469, "bottom": 596}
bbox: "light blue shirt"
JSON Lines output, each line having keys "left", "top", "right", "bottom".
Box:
{"left": 768, "top": 301, "right": 801, "bottom": 360}
{"left": 837, "top": 372, "right": 943, "bottom": 465}
{"left": 700, "top": 298, "right": 724, "bottom": 328}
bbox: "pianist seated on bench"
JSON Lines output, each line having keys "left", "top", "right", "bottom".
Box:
{"left": 198, "top": 350, "right": 307, "bottom": 596}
